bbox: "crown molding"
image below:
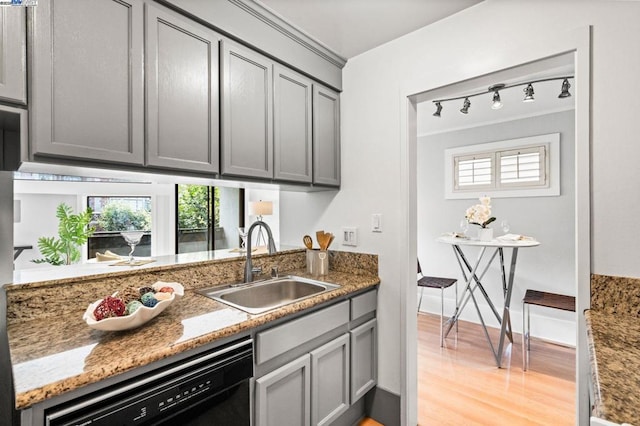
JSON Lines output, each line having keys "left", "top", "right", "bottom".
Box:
{"left": 229, "top": 0, "right": 347, "bottom": 69}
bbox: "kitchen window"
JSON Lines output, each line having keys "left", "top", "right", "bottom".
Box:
{"left": 445, "top": 133, "right": 559, "bottom": 199}
{"left": 176, "top": 185, "right": 245, "bottom": 254}
{"left": 86, "top": 196, "right": 152, "bottom": 259}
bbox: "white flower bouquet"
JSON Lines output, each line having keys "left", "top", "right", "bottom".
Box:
{"left": 465, "top": 196, "right": 496, "bottom": 228}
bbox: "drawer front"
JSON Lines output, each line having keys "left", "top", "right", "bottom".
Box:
{"left": 256, "top": 301, "right": 349, "bottom": 365}
{"left": 350, "top": 289, "right": 377, "bottom": 321}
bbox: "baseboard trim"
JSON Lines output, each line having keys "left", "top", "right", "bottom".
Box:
{"left": 365, "top": 386, "right": 401, "bottom": 426}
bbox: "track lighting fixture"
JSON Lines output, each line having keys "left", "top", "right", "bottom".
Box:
{"left": 431, "top": 76, "right": 573, "bottom": 117}
{"left": 433, "top": 101, "right": 442, "bottom": 117}
{"left": 558, "top": 78, "right": 571, "bottom": 98}
{"left": 523, "top": 83, "right": 535, "bottom": 102}
{"left": 460, "top": 98, "right": 471, "bottom": 114}
{"left": 489, "top": 84, "right": 505, "bottom": 110}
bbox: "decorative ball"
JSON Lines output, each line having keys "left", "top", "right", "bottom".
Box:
{"left": 126, "top": 300, "right": 143, "bottom": 315}
{"left": 154, "top": 292, "right": 172, "bottom": 301}
{"left": 140, "top": 292, "right": 158, "bottom": 308}
{"left": 158, "top": 286, "right": 175, "bottom": 294}
{"left": 93, "top": 296, "right": 126, "bottom": 321}
{"left": 139, "top": 286, "right": 156, "bottom": 297}
{"left": 120, "top": 287, "right": 142, "bottom": 305}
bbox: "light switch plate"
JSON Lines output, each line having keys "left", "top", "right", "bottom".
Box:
{"left": 341, "top": 227, "right": 357, "bottom": 246}
{"left": 371, "top": 214, "right": 382, "bottom": 233}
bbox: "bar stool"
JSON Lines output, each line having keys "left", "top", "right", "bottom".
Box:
{"left": 417, "top": 260, "right": 457, "bottom": 347}
{"left": 522, "top": 289, "right": 575, "bottom": 370}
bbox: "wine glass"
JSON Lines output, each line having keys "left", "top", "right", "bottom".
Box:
{"left": 121, "top": 231, "right": 144, "bottom": 264}
{"left": 500, "top": 220, "right": 510, "bottom": 234}
{"left": 459, "top": 219, "right": 469, "bottom": 236}
{"left": 238, "top": 227, "right": 248, "bottom": 251}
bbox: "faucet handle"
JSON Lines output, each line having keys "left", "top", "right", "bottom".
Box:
{"left": 271, "top": 265, "right": 279, "bottom": 278}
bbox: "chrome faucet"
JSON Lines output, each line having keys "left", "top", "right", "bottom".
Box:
{"left": 244, "top": 220, "right": 277, "bottom": 283}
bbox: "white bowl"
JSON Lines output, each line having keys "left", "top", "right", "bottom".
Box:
{"left": 83, "top": 282, "right": 184, "bottom": 331}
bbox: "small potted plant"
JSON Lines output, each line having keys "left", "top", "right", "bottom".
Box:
{"left": 32, "top": 203, "right": 95, "bottom": 266}
{"left": 465, "top": 196, "right": 496, "bottom": 241}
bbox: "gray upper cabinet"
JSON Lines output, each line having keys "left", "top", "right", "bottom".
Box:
{"left": 221, "top": 39, "right": 273, "bottom": 179}
{"left": 273, "top": 65, "right": 312, "bottom": 183}
{"left": 30, "top": 0, "right": 144, "bottom": 165}
{"left": 312, "top": 84, "right": 340, "bottom": 186}
{"left": 145, "top": 3, "right": 220, "bottom": 173}
{"left": 0, "top": 7, "right": 26, "bottom": 105}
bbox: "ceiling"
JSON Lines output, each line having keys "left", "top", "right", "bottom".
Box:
{"left": 256, "top": 0, "right": 482, "bottom": 59}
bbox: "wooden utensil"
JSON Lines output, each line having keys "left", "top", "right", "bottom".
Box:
{"left": 316, "top": 230, "right": 325, "bottom": 247}
{"left": 326, "top": 234, "right": 335, "bottom": 250}
{"left": 303, "top": 235, "right": 313, "bottom": 250}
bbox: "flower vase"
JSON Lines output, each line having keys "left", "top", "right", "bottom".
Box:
{"left": 478, "top": 227, "right": 493, "bottom": 242}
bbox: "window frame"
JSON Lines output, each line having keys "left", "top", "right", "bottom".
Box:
{"left": 444, "top": 133, "right": 560, "bottom": 199}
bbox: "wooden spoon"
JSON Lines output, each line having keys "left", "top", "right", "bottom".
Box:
{"left": 303, "top": 235, "right": 313, "bottom": 250}
{"left": 326, "top": 234, "right": 335, "bottom": 250}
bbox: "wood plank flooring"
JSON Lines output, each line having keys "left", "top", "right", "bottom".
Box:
{"left": 417, "top": 313, "right": 575, "bottom": 426}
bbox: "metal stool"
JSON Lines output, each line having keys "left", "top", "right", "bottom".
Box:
{"left": 418, "top": 260, "right": 457, "bottom": 347}
{"left": 522, "top": 289, "right": 575, "bottom": 370}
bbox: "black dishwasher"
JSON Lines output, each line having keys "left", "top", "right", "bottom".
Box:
{"left": 44, "top": 338, "right": 253, "bottom": 426}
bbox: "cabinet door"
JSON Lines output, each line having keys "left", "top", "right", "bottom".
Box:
{"left": 273, "top": 65, "right": 312, "bottom": 183}
{"left": 145, "top": 3, "right": 220, "bottom": 173}
{"left": 221, "top": 40, "right": 273, "bottom": 179}
{"left": 312, "top": 84, "right": 340, "bottom": 186}
{"left": 30, "top": 0, "right": 144, "bottom": 165}
{"left": 0, "top": 7, "right": 25, "bottom": 104}
{"left": 255, "top": 354, "right": 311, "bottom": 426}
{"left": 310, "top": 334, "right": 350, "bottom": 426}
{"left": 350, "top": 318, "right": 377, "bottom": 403}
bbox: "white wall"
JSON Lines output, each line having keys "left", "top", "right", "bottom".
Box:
{"left": 281, "top": 1, "right": 640, "bottom": 424}
{"left": 418, "top": 110, "right": 576, "bottom": 345}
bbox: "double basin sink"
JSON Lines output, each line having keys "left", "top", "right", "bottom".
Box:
{"left": 198, "top": 275, "right": 340, "bottom": 314}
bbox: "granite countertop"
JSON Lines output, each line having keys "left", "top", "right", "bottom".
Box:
{"left": 8, "top": 269, "right": 379, "bottom": 410}
{"left": 585, "top": 310, "right": 640, "bottom": 425}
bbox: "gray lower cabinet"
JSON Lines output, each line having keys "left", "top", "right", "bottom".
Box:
{"left": 310, "top": 334, "right": 350, "bottom": 426}
{"left": 350, "top": 318, "right": 378, "bottom": 403}
{"left": 273, "top": 65, "right": 312, "bottom": 183}
{"left": 255, "top": 354, "right": 311, "bottom": 426}
{"left": 145, "top": 3, "right": 220, "bottom": 173}
{"left": 313, "top": 84, "right": 340, "bottom": 186}
{"left": 221, "top": 39, "right": 273, "bottom": 179}
{"left": 0, "top": 7, "right": 26, "bottom": 105}
{"left": 29, "top": 0, "right": 144, "bottom": 165}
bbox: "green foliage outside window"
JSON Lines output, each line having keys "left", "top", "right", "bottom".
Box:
{"left": 96, "top": 201, "right": 151, "bottom": 232}
{"left": 177, "top": 185, "right": 219, "bottom": 230}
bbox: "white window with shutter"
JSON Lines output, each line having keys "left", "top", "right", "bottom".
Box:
{"left": 444, "top": 133, "right": 559, "bottom": 199}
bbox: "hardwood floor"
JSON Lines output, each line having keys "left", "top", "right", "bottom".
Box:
{"left": 417, "top": 313, "right": 575, "bottom": 426}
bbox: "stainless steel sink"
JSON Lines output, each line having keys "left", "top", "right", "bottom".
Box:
{"left": 198, "top": 276, "right": 340, "bottom": 314}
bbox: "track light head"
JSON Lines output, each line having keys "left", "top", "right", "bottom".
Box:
{"left": 460, "top": 98, "right": 471, "bottom": 114}
{"left": 433, "top": 101, "right": 442, "bottom": 117}
{"left": 523, "top": 83, "right": 535, "bottom": 102}
{"left": 491, "top": 91, "right": 503, "bottom": 110}
{"left": 489, "top": 84, "right": 505, "bottom": 110}
{"left": 558, "top": 78, "right": 571, "bottom": 98}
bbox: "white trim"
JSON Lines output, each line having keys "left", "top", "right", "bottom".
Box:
{"left": 400, "top": 26, "right": 591, "bottom": 426}
{"left": 445, "top": 133, "right": 560, "bottom": 199}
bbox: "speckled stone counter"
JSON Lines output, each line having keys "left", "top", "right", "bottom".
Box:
{"left": 5, "top": 249, "right": 379, "bottom": 410}
{"left": 586, "top": 274, "right": 640, "bottom": 425}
